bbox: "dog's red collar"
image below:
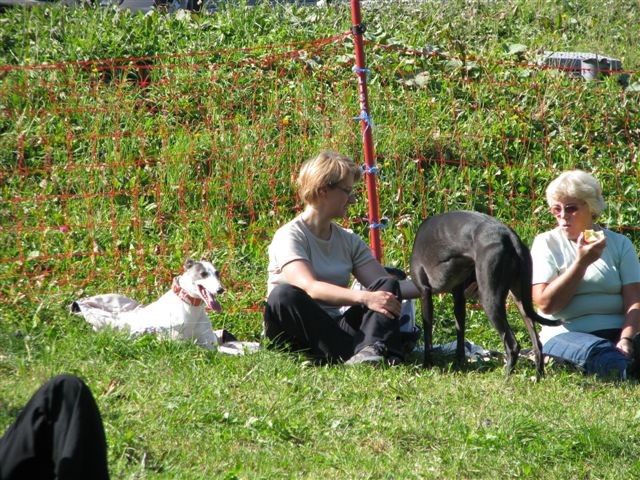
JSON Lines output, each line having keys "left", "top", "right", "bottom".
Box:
{"left": 172, "top": 277, "right": 203, "bottom": 307}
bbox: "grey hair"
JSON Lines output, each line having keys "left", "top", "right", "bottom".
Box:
{"left": 545, "top": 170, "right": 606, "bottom": 219}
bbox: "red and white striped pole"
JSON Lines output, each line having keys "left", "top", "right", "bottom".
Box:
{"left": 350, "top": 0, "right": 383, "bottom": 262}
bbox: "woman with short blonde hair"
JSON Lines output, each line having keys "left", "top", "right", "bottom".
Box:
{"left": 297, "top": 151, "right": 362, "bottom": 205}
{"left": 264, "top": 150, "right": 418, "bottom": 365}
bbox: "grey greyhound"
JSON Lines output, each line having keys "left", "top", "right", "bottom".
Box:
{"left": 410, "top": 211, "right": 562, "bottom": 376}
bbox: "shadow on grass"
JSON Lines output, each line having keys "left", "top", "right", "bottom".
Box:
{"left": 403, "top": 349, "right": 508, "bottom": 375}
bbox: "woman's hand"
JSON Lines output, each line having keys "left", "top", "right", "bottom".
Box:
{"left": 361, "top": 290, "right": 401, "bottom": 319}
{"left": 616, "top": 337, "right": 634, "bottom": 358}
{"left": 619, "top": 283, "right": 640, "bottom": 359}
{"left": 533, "top": 234, "right": 606, "bottom": 315}
{"left": 576, "top": 233, "right": 606, "bottom": 266}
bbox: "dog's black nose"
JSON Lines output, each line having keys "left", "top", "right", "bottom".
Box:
{"left": 217, "top": 287, "right": 225, "bottom": 294}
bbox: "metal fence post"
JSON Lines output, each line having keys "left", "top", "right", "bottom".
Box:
{"left": 350, "top": 0, "right": 383, "bottom": 262}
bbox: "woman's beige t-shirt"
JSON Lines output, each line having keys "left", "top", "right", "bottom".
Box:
{"left": 267, "top": 215, "right": 374, "bottom": 318}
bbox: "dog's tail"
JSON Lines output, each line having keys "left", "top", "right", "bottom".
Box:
{"left": 510, "top": 231, "right": 562, "bottom": 327}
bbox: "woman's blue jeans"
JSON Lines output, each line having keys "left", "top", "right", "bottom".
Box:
{"left": 542, "top": 331, "right": 630, "bottom": 379}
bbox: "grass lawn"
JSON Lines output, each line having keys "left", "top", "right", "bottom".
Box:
{"left": 2, "top": 0, "right": 640, "bottom": 478}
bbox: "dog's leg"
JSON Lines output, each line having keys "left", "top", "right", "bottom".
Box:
{"left": 193, "top": 314, "right": 219, "bottom": 350}
{"left": 480, "top": 290, "right": 520, "bottom": 374}
{"left": 452, "top": 284, "right": 466, "bottom": 367}
{"left": 476, "top": 257, "right": 521, "bottom": 374}
{"left": 421, "top": 288, "right": 434, "bottom": 369}
{"left": 490, "top": 309, "right": 519, "bottom": 374}
{"left": 513, "top": 296, "right": 544, "bottom": 378}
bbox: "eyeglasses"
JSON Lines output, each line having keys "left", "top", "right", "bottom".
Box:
{"left": 549, "top": 203, "right": 581, "bottom": 217}
{"left": 330, "top": 184, "right": 356, "bottom": 198}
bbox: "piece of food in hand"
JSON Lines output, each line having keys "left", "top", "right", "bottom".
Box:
{"left": 583, "top": 229, "right": 605, "bottom": 243}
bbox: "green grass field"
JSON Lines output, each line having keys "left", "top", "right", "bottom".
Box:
{"left": 2, "top": 0, "right": 640, "bottom": 478}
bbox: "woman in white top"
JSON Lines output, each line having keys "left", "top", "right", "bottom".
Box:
{"left": 530, "top": 170, "right": 640, "bottom": 378}
{"left": 264, "top": 150, "right": 419, "bottom": 365}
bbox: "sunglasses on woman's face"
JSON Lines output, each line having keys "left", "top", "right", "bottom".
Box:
{"left": 549, "top": 203, "right": 581, "bottom": 217}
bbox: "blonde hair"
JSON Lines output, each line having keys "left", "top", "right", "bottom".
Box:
{"left": 297, "top": 151, "right": 362, "bottom": 205}
{"left": 546, "top": 170, "right": 606, "bottom": 219}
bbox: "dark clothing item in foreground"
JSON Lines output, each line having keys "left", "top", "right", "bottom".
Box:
{"left": 0, "top": 374, "right": 109, "bottom": 480}
{"left": 264, "top": 276, "right": 404, "bottom": 363}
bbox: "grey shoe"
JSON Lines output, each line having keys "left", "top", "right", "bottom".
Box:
{"left": 345, "top": 342, "right": 385, "bottom": 365}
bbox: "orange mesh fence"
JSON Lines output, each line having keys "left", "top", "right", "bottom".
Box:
{"left": 1, "top": 35, "right": 639, "bottom": 319}
{"left": 360, "top": 43, "right": 639, "bottom": 267}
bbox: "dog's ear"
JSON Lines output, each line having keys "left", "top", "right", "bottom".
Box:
{"left": 183, "top": 258, "right": 196, "bottom": 271}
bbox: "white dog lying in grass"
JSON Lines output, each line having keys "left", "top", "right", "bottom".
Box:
{"left": 71, "top": 259, "right": 258, "bottom": 354}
